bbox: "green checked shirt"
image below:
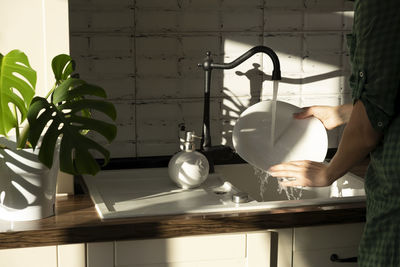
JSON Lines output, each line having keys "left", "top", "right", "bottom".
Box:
{"left": 348, "top": 0, "right": 400, "bottom": 266}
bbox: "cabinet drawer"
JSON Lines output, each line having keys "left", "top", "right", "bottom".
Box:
{"left": 115, "top": 233, "right": 246, "bottom": 266}
{"left": 294, "top": 247, "right": 358, "bottom": 267}
{"left": 117, "top": 259, "right": 246, "bottom": 267}
{"left": 58, "top": 244, "right": 85, "bottom": 267}
{"left": 294, "top": 223, "right": 364, "bottom": 252}
{"left": 87, "top": 242, "right": 114, "bottom": 267}
{"left": 0, "top": 246, "right": 57, "bottom": 267}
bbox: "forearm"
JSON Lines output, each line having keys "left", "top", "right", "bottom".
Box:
{"left": 326, "top": 101, "right": 382, "bottom": 181}
{"left": 335, "top": 103, "right": 353, "bottom": 126}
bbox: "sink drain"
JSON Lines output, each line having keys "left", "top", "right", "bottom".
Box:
{"left": 232, "top": 192, "right": 249, "bottom": 203}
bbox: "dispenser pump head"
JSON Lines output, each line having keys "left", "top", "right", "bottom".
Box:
{"left": 178, "top": 124, "right": 200, "bottom": 152}
{"left": 183, "top": 131, "right": 196, "bottom": 152}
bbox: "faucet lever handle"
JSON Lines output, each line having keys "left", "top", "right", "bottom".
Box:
{"left": 198, "top": 51, "right": 213, "bottom": 71}
{"left": 185, "top": 131, "right": 201, "bottom": 142}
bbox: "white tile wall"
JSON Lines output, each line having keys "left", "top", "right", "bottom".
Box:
{"left": 69, "top": 0, "right": 354, "bottom": 158}
{"left": 265, "top": 11, "right": 303, "bottom": 31}
{"left": 221, "top": 8, "right": 263, "bottom": 32}
{"left": 136, "top": 10, "right": 179, "bottom": 32}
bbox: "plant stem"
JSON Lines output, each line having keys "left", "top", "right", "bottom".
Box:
{"left": 13, "top": 105, "right": 20, "bottom": 142}
{"left": 18, "top": 124, "right": 31, "bottom": 149}
{"left": 45, "top": 84, "right": 57, "bottom": 100}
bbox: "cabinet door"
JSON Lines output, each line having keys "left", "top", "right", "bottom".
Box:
{"left": 294, "top": 247, "right": 359, "bottom": 267}
{"left": 293, "top": 223, "right": 364, "bottom": 267}
{"left": 0, "top": 246, "right": 57, "bottom": 267}
{"left": 276, "top": 228, "right": 294, "bottom": 267}
{"left": 58, "top": 243, "right": 86, "bottom": 267}
{"left": 247, "top": 231, "right": 277, "bottom": 267}
{"left": 87, "top": 242, "right": 114, "bottom": 267}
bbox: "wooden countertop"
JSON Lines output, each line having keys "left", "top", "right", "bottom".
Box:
{"left": 0, "top": 159, "right": 369, "bottom": 249}
{"left": 0, "top": 194, "right": 365, "bottom": 249}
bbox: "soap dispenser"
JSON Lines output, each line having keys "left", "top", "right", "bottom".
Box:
{"left": 168, "top": 131, "right": 209, "bottom": 189}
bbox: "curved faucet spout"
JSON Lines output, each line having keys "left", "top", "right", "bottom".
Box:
{"left": 198, "top": 45, "right": 281, "bottom": 80}
{"left": 209, "top": 46, "right": 281, "bottom": 80}
{"left": 197, "top": 45, "right": 281, "bottom": 158}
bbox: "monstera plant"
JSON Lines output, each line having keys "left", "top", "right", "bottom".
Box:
{"left": 0, "top": 50, "right": 117, "bottom": 175}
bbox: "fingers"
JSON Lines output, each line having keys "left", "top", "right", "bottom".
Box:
{"left": 268, "top": 161, "right": 329, "bottom": 187}
{"left": 293, "top": 107, "right": 314, "bottom": 119}
{"left": 269, "top": 161, "right": 311, "bottom": 172}
{"left": 279, "top": 180, "right": 303, "bottom": 187}
{"left": 268, "top": 161, "right": 309, "bottom": 179}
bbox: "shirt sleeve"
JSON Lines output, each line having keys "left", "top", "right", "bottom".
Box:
{"left": 349, "top": 0, "right": 400, "bottom": 132}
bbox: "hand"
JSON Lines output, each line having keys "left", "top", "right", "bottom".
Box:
{"left": 268, "top": 160, "right": 334, "bottom": 187}
{"left": 294, "top": 105, "right": 352, "bottom": 130}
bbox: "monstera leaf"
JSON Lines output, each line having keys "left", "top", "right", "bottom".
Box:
{"left": 0, "top": 50, "right": 36, "bottom": 136}
{"left": 0, "top": 50, "right": 116, "bottom": 175}
{"left": 51, "top": 54, "right": 75, "bottom": 84}
{"left": 27, "top": 78, "right": 117, "bottom": 175}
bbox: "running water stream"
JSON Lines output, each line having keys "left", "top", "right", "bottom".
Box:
{"left": 270, "top": 80, "right": 279, "bottom": 146}
{"left": 254, "top": 166, "right": 303, "bottom": 201}
{"left": 253, "top": 81, "right": 303, "bottom": 201}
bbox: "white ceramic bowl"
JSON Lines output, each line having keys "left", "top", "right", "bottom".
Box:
{"left": 232, "top": 100, "right": 328, "bottom": 172}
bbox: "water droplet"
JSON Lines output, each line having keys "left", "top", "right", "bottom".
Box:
{"left": 253, "top": 166, "right": 303, "bottom": 201}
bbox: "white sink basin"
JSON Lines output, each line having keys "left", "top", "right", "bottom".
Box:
{"left": 215, "top": 164, "right": 365, "bottom": 208}
{"left": 83, "top": 164, "right": 365, "bottom": 219}
{"left": 84, "top": 168, "right": 252, "bottom": 219}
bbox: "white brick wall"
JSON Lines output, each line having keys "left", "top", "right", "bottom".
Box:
{"left": 69, "top": 0, "right": 354, "bottom": 158}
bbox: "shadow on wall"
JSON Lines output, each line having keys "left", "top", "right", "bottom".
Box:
{"left": 67, "top": 0, "right": 354, "bottom": 157}
{"left": 235, "top": 63, "right": 342, "bottom": 105}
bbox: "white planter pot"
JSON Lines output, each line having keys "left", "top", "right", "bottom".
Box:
{"left": 0, "top": 137, "right": 60, "bottom": 221}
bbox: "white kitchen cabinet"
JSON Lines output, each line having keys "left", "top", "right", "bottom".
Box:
{"left": 58, "top": 244, "right": 86, "bottom": 267}
{"left": 275, "top": 222, "right": 365, "bottom": 267}
{"left": 248, "top": 231, "right": 278, "bottom": 267}
{"left": 276, "top": 228, "right": 294, "bottom": 267}
{"left": 0, "top": 246, "right": 57, "bottom": 267}
{"left": 0, "top": 223, "right": 364, "bottom": 267}
{"left": 87, "top": 242, "right": 114, "bottom": 267}
{"left": 87, "top": 232, "right": 275, "bottom": 267}
{"left": 0, "top": 243, "right": 85, "bottom": 267}
{"left": 115, "top": 233, "right": 246, "bottom": 266}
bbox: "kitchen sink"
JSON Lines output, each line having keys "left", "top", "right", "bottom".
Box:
{"left": 83, "top": 164, "right": 365, "bottom": 219}
{"left": 83, "top": 167, "right": 254, "bottom": 219}
{"left": 215, "top": 164, "right": 365, "bottom": 207}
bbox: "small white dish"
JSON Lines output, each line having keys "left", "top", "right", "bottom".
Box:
{"left": 232, "top": 100, "right": 328, "bottom": 172}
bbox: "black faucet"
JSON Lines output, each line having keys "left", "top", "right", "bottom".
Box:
{"left": 197, "top": 45, "right": 281, "bottom": 172}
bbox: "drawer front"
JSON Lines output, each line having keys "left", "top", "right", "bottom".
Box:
{"left": 115, "top": 233, "right": 246, "bottom": 266}
{"left": 294, "top": 223, "right": 364, "bottom": 251}
{"left": 294, "top": 247, "right": 359, "bottom": 267}
{"left": 0, "top": 246, "right": 57, "bottom": 267}
{"left": 87, "top": 242, "right": 114, "bottom": 267}
{"left": 112, "top": 259, "right": 246, "bottom": 267}
{"left": 293, "top": 223, "right": 364, "bottom": 267}
{"left": 58, "top": 244, "right": 86, "bottom": 267}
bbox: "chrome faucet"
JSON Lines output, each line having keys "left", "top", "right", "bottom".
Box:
{"left": 197, "top": 45, "right": 281, "bottom": 154}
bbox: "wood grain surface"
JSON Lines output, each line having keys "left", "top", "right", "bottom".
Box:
{"left": 0, "top": 194, "right": 365, "bottom": 249}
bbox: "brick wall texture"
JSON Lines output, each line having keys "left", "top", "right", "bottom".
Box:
{"left": 69, "top": 0, "right": 354, "bottom": 158}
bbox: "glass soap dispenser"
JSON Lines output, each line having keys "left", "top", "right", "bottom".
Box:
{"left": 168, "top": 130, "right": 209, "bottom": 189}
